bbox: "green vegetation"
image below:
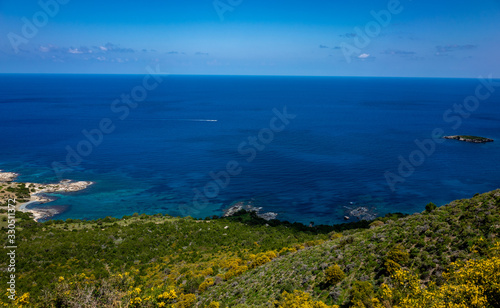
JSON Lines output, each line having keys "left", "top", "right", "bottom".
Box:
{"left": 425, "top": 202, "right": 437, "bottom": 213}
{"left": 1, "top": 189, "right": 500, "bottom": 307}
{"left": 324, "top": 265, "right": 345, "bottom": 286}
{"left": 348, "top": 281, "right": 374, "bottom": 307}
{"left": 0, "top": 182, "right": 30, "bottom": 205}
{"left": 1, "top": 211, "right": 336, "bottom": 307}
{"left": 199, "top": 190, "right": 500, "bottom": 307}
{"left": 0, "top": 181, "right": 34, "bottom": 228}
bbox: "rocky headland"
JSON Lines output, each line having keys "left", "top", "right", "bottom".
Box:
{"left": 0, "top": 170, "right": 93, "bottom": 221}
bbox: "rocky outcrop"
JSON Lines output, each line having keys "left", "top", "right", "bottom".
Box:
{"left": 0, "top": 171, "right": 19, "bottom": 182}
{"left": 344, "top": 206, "right": 378, "bottom": 221}
{"left": 223, "top": 200, "right": 278, "bottom": 221}
{"left": 443, "top": 135, "right": 493, "bottom": 143}
{"left": 29, "top": 180, "right": 94, "bottom": 193}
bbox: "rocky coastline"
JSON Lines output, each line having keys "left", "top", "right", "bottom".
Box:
{"left": 0, "top": 170, "right": 93, "bottom": 221}
{"left": 0, "top": 170, "right": 19, "bottom": 182}
{"left": 223, "top": 200, "right": 278, "bottom": 221}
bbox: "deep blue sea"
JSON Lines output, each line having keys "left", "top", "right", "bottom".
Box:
{"left": 1, "top": 74, "right": 500, "bottom": 225}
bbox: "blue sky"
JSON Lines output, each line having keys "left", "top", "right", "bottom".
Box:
{"left": 0, "top": 0, "right": 499, "bottom": 77}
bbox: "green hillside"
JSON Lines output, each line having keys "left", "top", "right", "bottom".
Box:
{"left": 2, "top": 190, "right": 500, "bottom": 307}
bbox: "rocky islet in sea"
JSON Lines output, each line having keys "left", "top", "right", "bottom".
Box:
{"left": 443, "top": 135, "right": 494, "bottom": 143}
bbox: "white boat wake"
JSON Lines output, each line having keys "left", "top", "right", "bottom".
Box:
{"left": 182, "top": 119, "right": 218, "bottom": 122}
{"left": 145, "top": 119, "right": 218, "bottom": 122}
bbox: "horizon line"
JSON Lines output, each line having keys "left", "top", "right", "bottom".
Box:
{"left": 0, "top": 73, "right": 489, "bottom": 80}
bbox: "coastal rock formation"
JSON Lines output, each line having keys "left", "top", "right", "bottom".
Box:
{"left": 27, "top": 179, "right": 94, "bottom": 194}
{"left": 0, "top": 170, "right": 19, "bottom": 182}
{"left": 344, "top": 205, "right": 378, "bottom": 221}
{"left": 223, "top": 200, "right": 278, "bottom": 221}
{"left": 443, "top": 135, "right": 493, "bottom": 143}
{"left": 21, "top": 180, "right": 94, "bottom": 221}
{"left": 0, "top": 170, "right": 93, "bottom": 221}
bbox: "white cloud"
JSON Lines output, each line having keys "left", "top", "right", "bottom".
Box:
{"left": 68, "top": 48, "right": 83, "bottom": 54}
{"left": 358, "top": 53, "right": 370, "bottom": 59}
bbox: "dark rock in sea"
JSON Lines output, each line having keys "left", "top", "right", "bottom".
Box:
{"left": 443, "top": 135, "right": 493, "bottom": 143}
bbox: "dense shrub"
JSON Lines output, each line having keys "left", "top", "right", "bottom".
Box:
{"left": 274, "top": 290, "right": 337, "bottom": 308}
{"left": 349, "top": 281, "right": 375, "bottom": 307}
{"left": 387, "top": 245, "right": 409, "bottom": 264}
{"left": 389, "top": 251, "right": 500, "bottom": 307}
{"left": 425, "top": 202, "right": 437, "bottom": 213}
{"left": 369, "top": 220, "right": 384, "bottom": 228}
{"left": 330, "top": 232, "right": 342, "bottom": 240}
{"left": 324, "top": 264, "right": 345, "bottom": 286}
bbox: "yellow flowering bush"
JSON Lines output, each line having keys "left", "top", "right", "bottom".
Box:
{"left": 279, "top": 246, "right": 297, "bottom": 254}
{"left": 158, "top": 289, "right": 177, "bottom": 301}
{"left": 198, "top": 278, "right": 215, "bottom": 293}
{"left": 249, "top": 255, "right": 271, "bottom": 269}
{"left": 223, "top": 265, "right": 248, "bottom": 280}
{"left": 249, "top": 250, "right": 278, "bottom": 269}
{"left": 387, "top": 244, "right": 409, "bottom": 264}
{"left": 305, "top": 240, "right": 325, "bottom": 247}
{"left": 200, "top": 267, "right": 214, "bottom": 277}
{"left": 220, "top": 258, "right": 243, "bottom": 269}
{"left": 384, "top": 244, "right": 409, "bottom": 274}
{"left": 388, "top": 255, "right": 500, "bottom": 307}
{"left": 324, "top": 264, "right": 345, "bottom": 285}
{"left": 174, "top": 293, "right": 196, "bottom": 308}
{"left": 384, "top": 259, "right": 401, "bottom": 274}
{"left": 274, "top": 290, "right": 338, "bottom": 308}
{"left": 329, "top": 232, "right": 342, "bottom": 240}
{"left": 14, "top": 293, "right": 30, "bottom": 307}
{"left": 129, "top": 296, "right": 142, "bottom": 306}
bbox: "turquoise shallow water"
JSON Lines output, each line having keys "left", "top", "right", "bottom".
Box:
{"left": 1, "top": 74, "right": 500, "bottom": 224}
